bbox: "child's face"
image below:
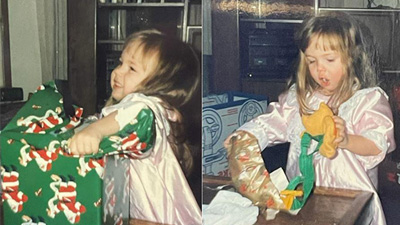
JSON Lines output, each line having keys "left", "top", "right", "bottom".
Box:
{"left": 305, "top": 36, "right": 345, "bottom": 95}
{"left": 110, "top": 41, "right": 154, "bottom": 101}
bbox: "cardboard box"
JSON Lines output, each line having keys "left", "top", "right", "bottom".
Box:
{"left": 202, "top": 92, "right": 268, "bottom": 177}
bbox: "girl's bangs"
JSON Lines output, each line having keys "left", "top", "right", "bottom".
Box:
{"left": 128, "top": 40, "right": 159, "bottom": 73}
{"left": 311, "top": 32, "right": 345, "bottom": 53}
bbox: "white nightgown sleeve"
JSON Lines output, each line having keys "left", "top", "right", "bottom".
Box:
{"left": 114, "top": 102, "right": 149, "bottom": 130}
{"left": 238, "top": 86, "right": 298, "bottom": 150}
{"left": 102, "top": 99, "right": 149, "bottom": 131}
{"left": 351, "top": 88, "right": 396, "bottom": 169}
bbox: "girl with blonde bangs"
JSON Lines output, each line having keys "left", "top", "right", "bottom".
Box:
{"left": 294, "top": 15, "right": 366, "bottom": 115}
{"left": 69, "top": 29, "right": 201, "bottom": 224}
{"left": 226, "top": 12, "right": 395, "bottom": 225}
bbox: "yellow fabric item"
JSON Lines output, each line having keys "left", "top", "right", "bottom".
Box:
{"left": 301, "top": 102, "right": 337, "bottom": 158}
{"left": 280, "top": 190, "right": 304, "bottom": 210}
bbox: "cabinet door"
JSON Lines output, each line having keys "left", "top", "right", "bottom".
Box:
{"left": 67, "top": 0, "right": 96, "bottom": 116}
{"left": 209, "top": 0, "right": 241, "bottom": 93}
{"left": 241, "top": 78, "right": 287, "bottom": 102}
{"left": 394, "top": 13, "right": 400, "bottom": 70}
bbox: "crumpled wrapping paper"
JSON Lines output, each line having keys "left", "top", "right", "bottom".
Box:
{"left": 0, "top": 81, "right": 155, "bottom": 225}
{"left": 226, "top": 130, "right": 286, "bottom": 211}
{"left": 202, "top": 190, "right": 259, "bottom": 225}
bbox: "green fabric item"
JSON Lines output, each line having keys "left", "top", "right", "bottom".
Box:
{"left": 285, "top": 133, "right": 323, "bottom": 210}
{"left": 1, "top": 81, "right": 155, "bottom": 225}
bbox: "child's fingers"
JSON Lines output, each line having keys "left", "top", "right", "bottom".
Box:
{"left": 332, "top": 116, "right": 347, "bottom": 145}
{"left": 332, "top": 116, "right": 345, "bottom": 132}
{"left": 88, "top": 139, "right": 99, "bottom": 155}
{"left": 75, "top": 139, "right": 86, "bottom": 155}
{"left": 76, "top": 137, "right": 96, "bottom": 155}
{"left": 69, "top": 130, "right": 101, "bottom": 155}
{"left": 334, "top": 136, "right": 344, "bottom": 143}
{"left": 332, "top": 116, "right": 345, "bottom": 126}
{"left": 69, "top": 136, "right": 87, "bottom": 155}
{"left": 69, "top": 139, "right": 80, "bottom": 155}
{"left": 82, "top": 141, "right": 92, "bottom": 155}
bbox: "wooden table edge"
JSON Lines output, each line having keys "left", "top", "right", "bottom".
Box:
{"left": 338, "top": 191, "right": 373, "bottom": 225}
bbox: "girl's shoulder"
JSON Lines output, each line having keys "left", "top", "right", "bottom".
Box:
{"left": 120, "top": 93, "right": 161, "bottom": 104}
{"left": 350, "top": 86, "right": 388, "bottom": 102}
{"left": 101, "top": 93, "right": 165, "bottom": 119}
{"left": 340, "top": 87, "right": 389, "bottom": 112}
{"left": 280, "top": 84, "right": 298, "bottom": 106}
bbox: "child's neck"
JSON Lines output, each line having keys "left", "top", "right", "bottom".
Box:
{"left": 317, "top": 88, "right": 335, "bottom": 96}
{"left": 316, "top": 90, "right": 341, "bottom": 115}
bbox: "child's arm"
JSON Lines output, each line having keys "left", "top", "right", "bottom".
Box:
{"left": 69, "top": 111, "right": 119, "bottom": 155}
{"left": 227, "top": 89, "right": 296, "bottom": 151}
{"left": 333, "top": 116, "right": 381, "bottom": 156}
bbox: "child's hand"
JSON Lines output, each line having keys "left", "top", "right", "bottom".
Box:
{"left": 332, "top": 116, "right": 349, "bottom": 148}
{"left": 69, "top": 126, "right": 103, "bottom": 155}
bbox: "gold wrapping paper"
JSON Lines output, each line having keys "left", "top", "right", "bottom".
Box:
{"left": 226, "top": 131, "right": 286, "bottom": 211}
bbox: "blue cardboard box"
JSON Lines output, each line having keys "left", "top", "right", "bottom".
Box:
{"left": 202, "top": 92, "right": 268, "bottom": 176}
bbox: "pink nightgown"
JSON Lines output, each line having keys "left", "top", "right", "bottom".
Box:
{"left": 102, "top": 93, "right": 202, "bottom": 225}
{"left": 238, "top": 85, "right": 396, "bottom": 225}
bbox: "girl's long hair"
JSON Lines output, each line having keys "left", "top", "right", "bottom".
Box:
{"left": 106, "top": 30, "right": 200, "bottom": 176}
{"left": 289, "top": 12, "right": 380, "bottom": 115}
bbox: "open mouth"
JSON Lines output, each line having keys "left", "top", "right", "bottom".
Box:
{"left": 113, "top": 82, "right": 122, "bottom": 89}
{"left": 319, "top": 77, "right": 330, "bottom": 87}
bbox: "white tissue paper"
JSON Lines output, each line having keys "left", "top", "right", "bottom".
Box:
{"left": 202, "top": 168, "right": 300, "bottom": 224}
{"left": 267, "top": 167, "right": 301, "bottom": 220}
{"left": 202, "top": 190, "right": 259, "bottom": 225}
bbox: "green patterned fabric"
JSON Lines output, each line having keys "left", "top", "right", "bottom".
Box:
{"left": 285, "top": 133, "right": 323, "bottom": 210}
{"left": 1, "top": 81, "right": 154, "bottom": 224}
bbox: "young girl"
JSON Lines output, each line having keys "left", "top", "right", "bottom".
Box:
{"left": 226, "top": 12, "right": 395, "bottom": 224}
{"left": 68, "top": 30, "right": 201, "bottom": 224}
